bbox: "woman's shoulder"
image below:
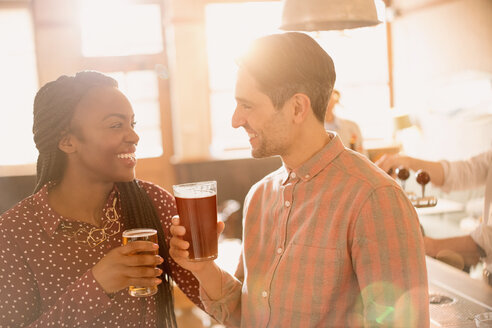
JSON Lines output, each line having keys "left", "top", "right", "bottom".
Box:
{"left": 136, "top": 179, "right": 176, "bottom": 208}
{"left": 0, "top": 195, "right": 37, "bottom": 232}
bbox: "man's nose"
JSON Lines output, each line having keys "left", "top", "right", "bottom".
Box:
{"left": 231, "top": 107, "right": 245, "bottom": 129}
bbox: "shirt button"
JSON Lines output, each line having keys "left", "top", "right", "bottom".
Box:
{"left": 285, "top": 201, "right": 291, "bottom": 207}
{"left": 276, "top": 247, "right": 283, "bottom": 254}
{"left": 304, "top": 174, "right": 310, "bottom": 179}
{"left": 261, "top": 291, "right": 268, "bottom": 298}
{"left": 290, "top": 172, "right": 297, "bottom": 179}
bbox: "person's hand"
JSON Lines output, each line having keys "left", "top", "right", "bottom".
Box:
{"left": 376, "top": 154, "right": 407, "bottom": 177}
{"left": 92, "top": 241, "right": 163, "bottom": 294}
{"left": 169, "top": 215, "right": 225, "bottom": 274}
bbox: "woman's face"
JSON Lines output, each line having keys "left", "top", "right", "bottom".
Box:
{"left": 66, "top": 86, "right": 140, "bottom": 183}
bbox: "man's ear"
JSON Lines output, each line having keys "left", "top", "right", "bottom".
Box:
{"left": 58, "top": 132, "right": 76, "bottom": 154}
{"left": 291, "top": 93, "right": 311, "bottom": 123}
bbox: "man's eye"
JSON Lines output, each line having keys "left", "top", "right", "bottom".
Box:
{"left": 131, "top": 121, "right": 137, "bottom": 128}
{"left": 111, "top": 123, "right": 122, "bottom": 128}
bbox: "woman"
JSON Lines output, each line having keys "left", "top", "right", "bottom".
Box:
{"left": 0, "top": 71, "right": 201, "bottom": 327}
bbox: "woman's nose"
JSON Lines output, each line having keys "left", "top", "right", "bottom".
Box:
{"left": 128, "top": 127, "right": 140, "bottom": 145}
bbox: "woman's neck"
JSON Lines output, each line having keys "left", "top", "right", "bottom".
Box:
{"left": 48, "top": 178, "right": 114, "bottom": 227}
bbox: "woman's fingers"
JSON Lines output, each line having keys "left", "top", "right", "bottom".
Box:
{"left": 127, "top": 277, "right": 163, "bottom": 288}
{"left": 122, "top": 253, "right": 164, "bottom": 267}
{"left": 119, "top": 241, "right": 159, "bottom": 256}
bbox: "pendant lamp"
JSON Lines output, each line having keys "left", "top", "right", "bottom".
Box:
{"left": 280, "top": 0, "right": 381, "bottom": 31}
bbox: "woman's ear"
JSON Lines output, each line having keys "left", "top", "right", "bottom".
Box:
{"left": 291, "top": 93, "right": 311, "bottom": 123}
{"left": 58, "top": 132, "right": 76, "bottom": 154}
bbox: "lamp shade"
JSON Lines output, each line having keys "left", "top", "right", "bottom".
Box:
{"left": 280, "top": 0, "right": 381, "bottom": 31}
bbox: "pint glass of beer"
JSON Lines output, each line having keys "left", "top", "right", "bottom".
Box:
{"left": 173, "top": 181, "right": 218, "bottom": 261}
{"left": 122, "top": 228, "right": 159, "bottom": 297}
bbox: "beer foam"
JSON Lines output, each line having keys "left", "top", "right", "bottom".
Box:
{"left": 122, "top": 228, "right": 157, "bottom": 238}
{"left": 174, "top": 189, "right": 215, "bottom": 199}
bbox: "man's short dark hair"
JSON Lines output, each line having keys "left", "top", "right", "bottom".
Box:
{"left": 237, "top": 32, "right": 336, "bottom": 122}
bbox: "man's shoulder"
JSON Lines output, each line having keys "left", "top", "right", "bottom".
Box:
{"left": 333, "top": 150, "right": 399, "bottom": 191}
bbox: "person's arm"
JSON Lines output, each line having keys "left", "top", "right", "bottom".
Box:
{"left": 376, "top": 154, "right": 445, "bottom": 186}
{"left": 424, "top": 235, "right": 482, "bottom": 269}
{"left": 169, "top": 217, "right": 242, "bottom": 326}
{"left": 0, "top": 224, "right": 163, "bottom": 327}
{"left": 351, "top": 185, "right": 429, "bottom": 327}
{"left": 0, "top": 230, "right": 108, "bottom": 327}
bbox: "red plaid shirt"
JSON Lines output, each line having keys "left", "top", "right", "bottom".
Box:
{"left": 201, "top": 135, "right": 429, "bottom": 327}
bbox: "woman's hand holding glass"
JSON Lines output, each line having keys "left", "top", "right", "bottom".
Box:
{"left": 92, "top": 241, "right": 163, "bottom": 294}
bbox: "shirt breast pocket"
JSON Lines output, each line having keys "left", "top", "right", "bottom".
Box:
{"left": 273, "top": 243, "right": 343, "bottom": 315}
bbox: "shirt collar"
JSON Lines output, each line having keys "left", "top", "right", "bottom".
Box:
{"left": 34, "top": 182, "right": 119, "bottom": 237}
{"left": 281, "top": 132, "right": 345, "bottom": 185}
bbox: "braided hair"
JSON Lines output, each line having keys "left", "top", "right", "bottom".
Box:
{"left": 32, "top": 71, "right": 176, "bottom": 328}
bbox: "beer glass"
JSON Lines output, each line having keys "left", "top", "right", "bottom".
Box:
{"left": 122, "top": 228, "right": 159, "bottom": 297}
{"left": 475, "top": 312, "right": 492, "bottom": 327}
{"left": 173, "top": 181, "right": 218, "bottom": 261}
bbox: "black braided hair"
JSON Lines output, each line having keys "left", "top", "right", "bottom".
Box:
{"left": 32, "top": 71, "right": 176, "bottom": 328}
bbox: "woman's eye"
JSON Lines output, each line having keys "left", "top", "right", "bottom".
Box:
{"left": 110, "top": 123, "right": 122, "bottom": 128}
{"left": 131, "top": 121, "right": 137, "bottom": 128}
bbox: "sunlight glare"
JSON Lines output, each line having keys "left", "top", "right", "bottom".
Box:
{"left": 79, "top": 0, "right": 163, "bottom": 57}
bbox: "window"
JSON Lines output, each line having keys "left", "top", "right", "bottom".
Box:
{"left": 205, "top": 1, "right": 391, "bottom": 156}
{"left": 206, "top": 2, "right": 283, "bottom": 156}
{"left": 0, "top": 7, "right": 39, "bottom": 166}
{"left": 80, "top": 1, "right": 163, "bottom": 57}
{"left": 78, "top": 0, "right": 165, "bottom": 158}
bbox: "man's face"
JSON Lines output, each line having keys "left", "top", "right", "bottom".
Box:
{"left": 232, "top": 68, "right": 293, "bottom": 159}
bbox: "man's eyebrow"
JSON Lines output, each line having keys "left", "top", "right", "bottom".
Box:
{"left": 235, "top": 97, "right": 252, "bottom": 104}
{"left": 102, "top": 113, "right": 133, "bottom": 120}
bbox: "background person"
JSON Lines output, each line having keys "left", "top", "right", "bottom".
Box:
{"left": 324, "top": 89, "right": 365, "bottom": 154}
{"left": 377, "top": 151, "right": 492, "bottom": 280}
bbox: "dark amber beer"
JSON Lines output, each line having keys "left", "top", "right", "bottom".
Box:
{"left": 122, "top": 228, "right": 158, "bottom": 297}
{"left": 173, "top": 181, "right": 218, "bottom": 261}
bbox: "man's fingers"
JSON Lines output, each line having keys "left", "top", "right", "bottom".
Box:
{"left": 169, "top": 247, "right": 190, "bottom": 260}
{"left": 170, "top": 224, "right": 186, "bottom": 237}
{"left": 171, "top": 215, "right": 180, "bottom": 225}
{"left": 217, "top": 221, "right": 225, "bottom": 235}
{"left": 170, "top": 237, "right": 189, "bottom": 250}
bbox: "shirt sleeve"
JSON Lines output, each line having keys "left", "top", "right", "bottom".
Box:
{"left": 470, "top": 224, "right": 492, "bottom": 271}
{"left": 440, "top": 150, "right": 492, "bottom": 193}
{"left": 0, "top": 228, "right": 113, "bottom": 327}
{"left": 199, "top": 253, "right": 243, "bottom": 327}
{"left": 350, "top": 185, "right": 430, "bottom": 327}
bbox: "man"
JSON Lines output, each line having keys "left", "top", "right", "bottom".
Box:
{"left": 170, "top": 32, "right": 429, "bottom": 327}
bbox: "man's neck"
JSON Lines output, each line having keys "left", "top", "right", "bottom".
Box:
{"left": 282, "top": 125, "right": 332, "bottom": 170}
